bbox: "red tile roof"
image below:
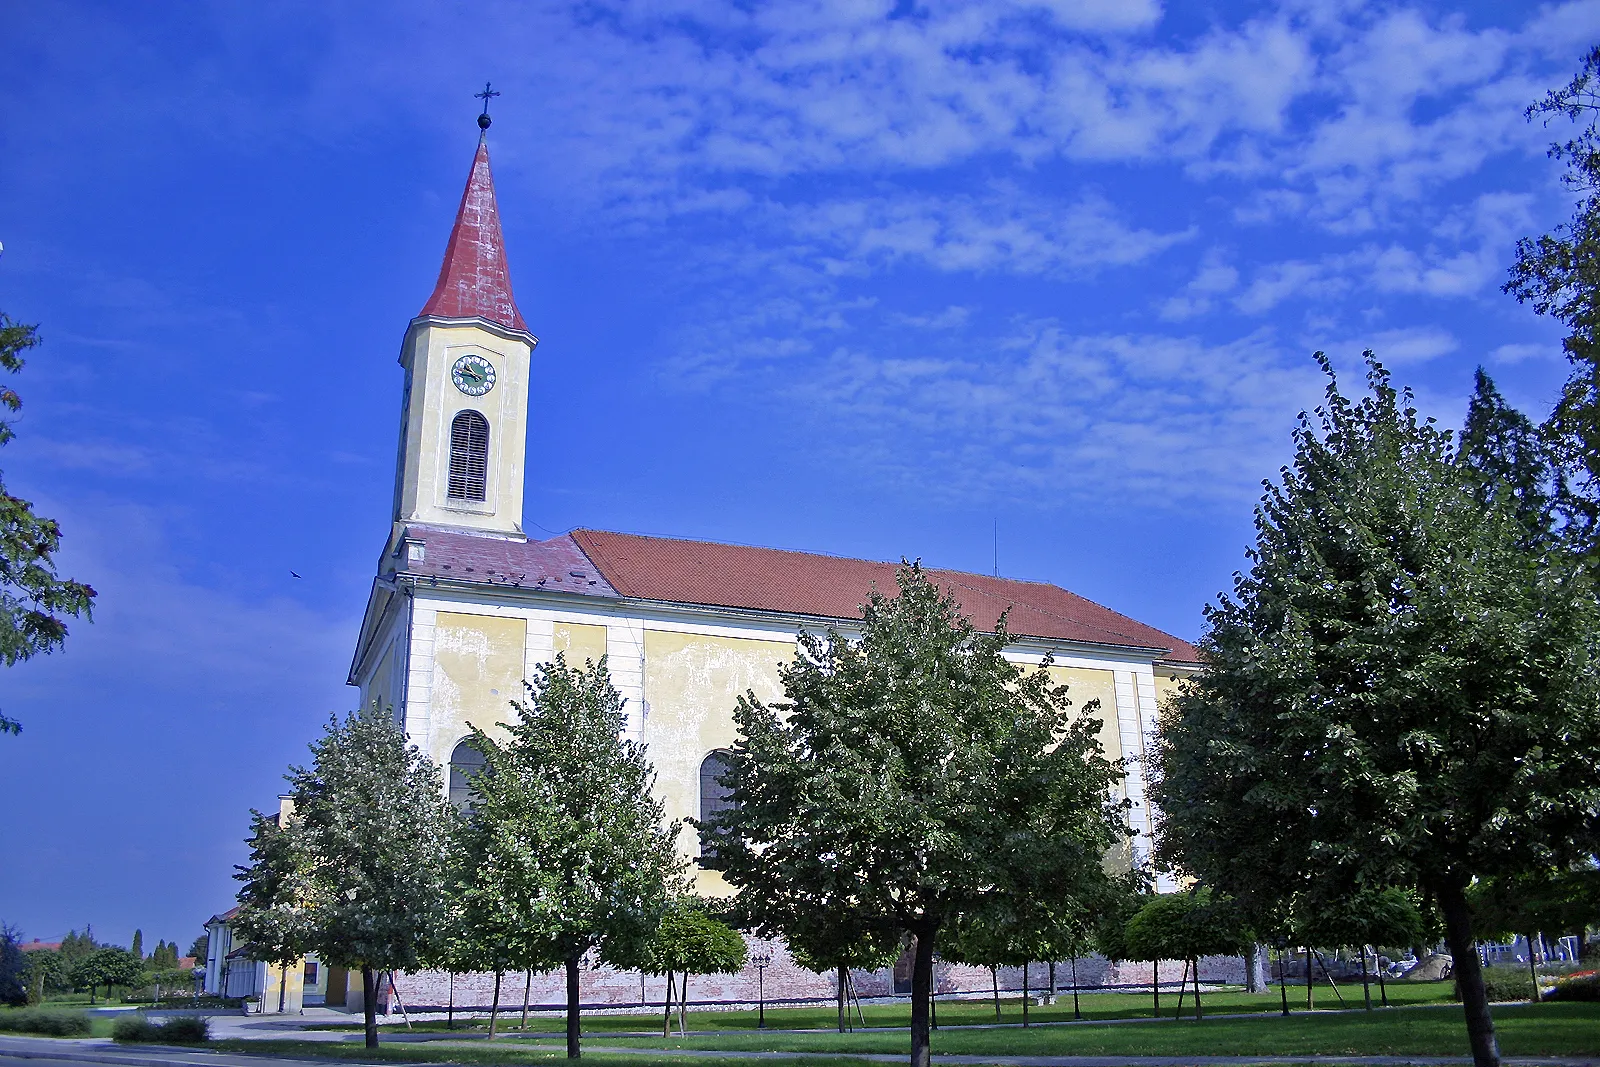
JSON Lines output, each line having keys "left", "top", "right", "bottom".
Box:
{"left": 418, "top": 137, "right": 527, "bottom": 333}
{"left": 396, "top": 524, "right": 1203, "bottom": 662}
{"left": 392, "top": 526, "right": 1196, "bottom": 663}
{"left": 19, "top": 939, "right": 60, "bottom": 952}
{"left": 572, "top": 529, "right": 1199, "bottom": 662}
{"left": 403, "top": 526, "right": 618, "bottom": 596}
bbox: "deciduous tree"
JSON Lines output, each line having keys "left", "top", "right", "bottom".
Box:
{"left": 1150, "top": 354, "right": 1600, "bottom": 1067}
{"left": 0, "top": 314, "right": 95, "bottom": 735}
{"left": 233, "top": 808, "right": 314, "bottom": 1013}
{"left": 709, "top": 564, "right": 1129, "bottom": 1067}
{"left": 1505, "top": 47, "right": 1600, "bottom": 538}
{"left": 459, "top": 654, "right": 683, "bottom": 1059}
{"left": 283, "top": 704, "right": 452, "bottom": 1049}
{"left": 644, "top": 896, "right": 746, "bottom": 1036}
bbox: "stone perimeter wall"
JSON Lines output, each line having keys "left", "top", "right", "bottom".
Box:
{"left": 386, "top": 942, "right": 1248, "bottom": 1012}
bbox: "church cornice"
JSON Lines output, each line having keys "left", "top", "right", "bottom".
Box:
{"left": 403, "top": 314, "right": 538, "bottom": 351}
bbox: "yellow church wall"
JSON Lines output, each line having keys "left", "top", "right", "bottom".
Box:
{"left": 369, "top": 640, "right": 400, "bottom": 718}
{"left": 553, "top": 621, "right": 608, "bottom": 667}
{"left": 1044, "top": 664, "right": 1122, "bottom": 764}
{"left": 428, "top": 610, "right": 528, "bottom": 768}
{"left": 1153, "top": 672, "right": 1187, "bottom": 711}
{"left": 642, "top": 629, "right": 792, "bottom": 896}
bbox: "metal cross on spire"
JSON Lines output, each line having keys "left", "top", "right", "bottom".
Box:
{"left": 476, "top": 82, "right": 500, "bottom": 131}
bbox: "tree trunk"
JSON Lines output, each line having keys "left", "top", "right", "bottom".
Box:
{"left": 522, "top": 969, "right": 533, "bottom": 1031}
{"left": 837, "top": 964, "right": 848, "bottom": 1032}
{"left": 1152, "top": 959, "right": 1160, "bottom": 1018}
{"left": 909, "top": 931, "right": 935, "bottom": 1067}
{"left": 1245, "top": 944, "right": 1270, "bottom": 993}
{"left": 1193, "top": 958, "right": 1203, "bottom": 1021}
{"left": 447, "top": 972, "right": 455, "bottom": 1030}
{"left": 679, "top": 969, "right": 689, "bottom": 1036}
{"left": 991, "top": 966, "right": 1001, "bottom": 1022}
{"left": 662, "top": 971, "right": 675, "bottom": 1037}
{"left": 1305, "top": 947, "right": 1313, "bottom": 1010}
{"left": 566, "top": 952, "right": 582, "bottom": 1058}
{"left": 489, "top": 970, "right": 503, "bottom": 1040}
{"left": 1438, "top": 877, "right": 1501, "bottom": 1067}
{"left": 1022, "top": 961, "right": 1029, "bottom": 1028}
{"left": 1048, "top": 960, "right": 1056, "bottom": 1005}
{"left": 361, "top": 965, "right": 379, "bottom": 1049}
{"left": 279, "top": 963, "right": 288, "bottom": 1014}
{"left": 1376, "top": 956, "right": 1389, "bottom": 1007}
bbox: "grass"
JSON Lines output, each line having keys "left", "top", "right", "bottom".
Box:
{"left": 210, "top": 1001, "right": 1600, "bottom": 1063}
{"left": 316, "top": 982, "right": 1455, "bottom": 1035}
{"left": 587, "top": 1001, "right": 1600, "bottom": 1059}
{"left": 211, "top": 1041, "right": 876, "bottom": 1067}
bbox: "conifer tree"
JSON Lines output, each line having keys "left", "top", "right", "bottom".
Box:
{"left": 1151, "top": 354, "right": 1600, "bottom": 1067}
{"left": 455, "top": 654, "right": 682, "bottom": 1059}
{"left": 283, "top": 704, "right": 452, "bottom": 1048}
{"left": 709, "top": 564, "right": 1128, "bottom": 1067}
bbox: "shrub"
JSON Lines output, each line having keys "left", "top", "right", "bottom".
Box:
{"left": 1455, "top": 966, "right": 1537, "bottom": 1003}
{"left": 0, "top": 1008, "right": 94, "bottom": 1036}
{"left": 1547, "top": 971, "right": 1600, "bottom": 1002}
{"left": 112, "top": 1013, "right": 211, "bottom": 1044}
{"left": 111, "top": 1016, "right": 157, "bottom": 1042}
{"left": 155, "top": 1016, "right": 210, "bottom": 1043}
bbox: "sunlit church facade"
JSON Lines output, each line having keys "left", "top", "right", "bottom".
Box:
{"left": 207, "top": 121, "right": 1204, "bottom": 1015}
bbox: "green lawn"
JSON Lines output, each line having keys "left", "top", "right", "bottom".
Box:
{"left": 586, "top": 1001, "right": 1600, "bottom": 1059}
{"left": 322, "top": 981, "right": 1453, "bottom": 1035}
{"left": 211, "top": 1041, "right": 876, "bottom": 1067}
{"left": 213, "top": 1001, "right": 1600, "bottom": 1063}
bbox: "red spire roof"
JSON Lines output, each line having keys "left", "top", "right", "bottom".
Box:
{"left": 419, "top": 137, "right": 527, "bottom": 333}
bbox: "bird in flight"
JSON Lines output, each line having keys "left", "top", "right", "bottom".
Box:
{"left": 290, "top": 571, "right": 302, "bottom": 579}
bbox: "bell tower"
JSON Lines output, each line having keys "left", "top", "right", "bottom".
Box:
{"left": 392, "top": 105, "right": 536, "bottom": 542}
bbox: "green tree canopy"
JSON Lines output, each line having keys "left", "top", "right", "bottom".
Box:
{"left": 233, "top": 807, "right": 316, "bottom": 1012}
{"left": 1123, "top": 888, "right": 1252, "bottom": 965}
{"left": 709, "top": 564, "right": 1129, "bottom": 1067}
{"left": 1293, "top": 887, "right": 1425, "bottom": 953}
{"left": 284, "top": 704, "right": 453, "bottom": 1048}
{"left": 0, "top": 314, "right": 95, "bottom": 735}
{"left": 1150, "top": 354, "right": 1600, "bottom": 1067}
{"left": 644, "top": 895, "right": 746, "bottom": 1035}
{"left": 1504, "top": 47, "right": 1600, "bottom": 541}
{"left": 456, "top": 653, "right": 683, "bottom": 1058}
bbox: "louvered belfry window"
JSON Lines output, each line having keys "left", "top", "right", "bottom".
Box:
{"left": 448, "top": 410, "right": 490, "bottom": 501}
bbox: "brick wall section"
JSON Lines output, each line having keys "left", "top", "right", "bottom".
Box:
{"left": 389, "top": 948, "right": 1250, "bottom": 1012}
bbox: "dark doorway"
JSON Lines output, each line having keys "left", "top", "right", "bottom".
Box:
{"left": 893, "top": 944, "right": 915, "bottom": 995}
{"left": 325, "top": 966, "right": 348, "bottom": 1007}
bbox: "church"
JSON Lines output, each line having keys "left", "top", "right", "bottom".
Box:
{"left": 207, "top": 115, "right": 1201, "bottom": 1015}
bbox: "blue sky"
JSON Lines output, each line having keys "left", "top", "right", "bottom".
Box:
{"left": 1, "top": 0, "right": 1593, "bottom": 950}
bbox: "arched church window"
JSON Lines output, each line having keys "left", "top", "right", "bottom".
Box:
{"left": 447, "top": 411, "right": 490, "bottom": 502}
{"left": 698, "top": 749, "right": 737, "bottom": 858}
{"left": 448, "top": 739, "right": 487, "bottom": 811}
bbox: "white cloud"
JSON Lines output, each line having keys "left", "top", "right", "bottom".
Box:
{"left": 770, "top": 324, "right": 1324, "bottom": 505}
{"left": 789, "top": 189, "right": 1195, "bottom": 276}
{"left": 1491, "top": 341, "right": 1562, "bottom": 364}
{"left": 1306, "top": 325, "right": 1460, "bottom": 366}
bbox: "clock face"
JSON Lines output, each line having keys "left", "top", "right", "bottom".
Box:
{"left": 451, "top": 354, "right": 496, "bottom": 396}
